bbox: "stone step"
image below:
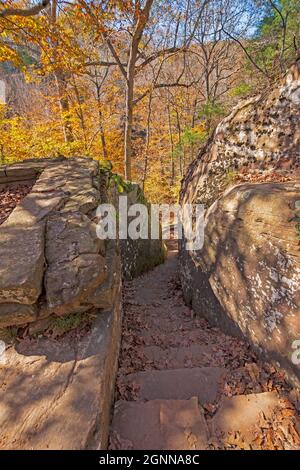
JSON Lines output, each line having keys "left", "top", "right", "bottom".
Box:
{"left": 143, "top": 344, "right": 215, "bottom": 369}
{"left": 124, "top": 367, "right": 226, "bottom": 404}
{"left": 142, "top": 328, "right": 213, "bottom": 348}
{"left": 110, "top": 397, "right": 209, "bottom": 450}
{"left": 140, "top": 316, "right": 200, "bottom": 335}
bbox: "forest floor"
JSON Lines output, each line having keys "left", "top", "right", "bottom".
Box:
{"left": 0, "top": 185, "right": 33, "bottom": 225}
{"left": 110, "top": 242, "right": 300, "bottom": 450}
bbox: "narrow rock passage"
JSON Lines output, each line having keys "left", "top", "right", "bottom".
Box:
{"left": 110, "top": 244, "right": 300, "bottom": 450}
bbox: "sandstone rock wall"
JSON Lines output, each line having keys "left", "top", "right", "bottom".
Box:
{"left": 0, "top": 156, "right": 164, "bottom": 449}
{"left": 0, "top": 158, "right": 104, "bottom": 327}
{"left": 0, "top": 157, "right": 164, "bottom": 328}
{"left": 181, "top": 60, "right": 300, "bottom": 209}
{"left": 120, "top": 184, "right": 165, "bottom": 280}
{"left": 179, "top": 61, "right": 300, "bottom": 386}
{"left": 0, "top": 272, "right": 122, "bottom": 450}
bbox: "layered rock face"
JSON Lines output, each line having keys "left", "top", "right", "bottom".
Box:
{"left": 0, "top": 158, "right": 164, "bottom": 328}
{"left": 181, "top": 61, "right": 300, "bottom": 209}
{"left": 179, "top": 61, "right": 300, "bottom": 386}
{"left": 0, "top": 157, "right": 164, "bottom": 449}
{"left": 120, "top": 184, "right": 166, "bottom": 280}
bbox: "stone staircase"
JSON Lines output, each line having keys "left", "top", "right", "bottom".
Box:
{"left": 111, "top": 398, "right": 209, "bottom": 450}
{"left": 110, "top": 248, "right": 300, "bottom": 450}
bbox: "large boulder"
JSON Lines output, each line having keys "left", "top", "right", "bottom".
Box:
{"left": 0, "top": 158, "right": 104, "bottom": 326}
{"left": 181, "top": 60, "right": 300, "bottom": 210}
{"left": 179, "top": 61, "right": 300, "bottom": 386}
{"left": 44, "top": 212, "right": 107, "bottom": 315}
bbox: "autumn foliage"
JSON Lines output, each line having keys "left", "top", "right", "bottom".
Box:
{"left": 0, "top": 0, "right": 299, "bottom": 202}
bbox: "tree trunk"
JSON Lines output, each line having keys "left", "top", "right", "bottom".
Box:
{"left": 98, "top": 108, "right": 108, "bottom": 160}
{"left": 167, "top": 104, "right": 175, "bottom": 186}
{"left": 73, "top": 76, "right": 87, "bottom": 149}
{"left": 142, "top": 92, "right": 153, "bottom": 190}
{"left": 0, "top": 144, "right": 5, "bottom": 165}
{"left": 123, "top": 0, "right": 154, "bottom": 181}
{"left": 55, "top": 72, "right": 74, "bottom": 143}
{"left": 101, "top": 0, "right": 154, "bottom": 180}
{"left": 124, "top": 60, "right": 135, "bottom": 181}
{"left": 175, "top": 108, "right": 183, "bottom": 177}
{"left": 95, "top": 82, "right": 108, "bottom": 159}
{"left": 51, "top": 0, "right": 73, "bottom": 144}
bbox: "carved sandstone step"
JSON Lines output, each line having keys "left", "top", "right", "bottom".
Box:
{"left": 140, "top": 308, "right": 199, "bottom": 325}
{"left": 110, "top": 397, "right": 209, "bottom": 450}
{"left": 143, "top": 344, "right": 215, "bottom": 369}
{"left": 124, "top": 367, "right": 226, "bottom": 404}
{"left": 142, "top": 328, "right": 213, "bottom": 348}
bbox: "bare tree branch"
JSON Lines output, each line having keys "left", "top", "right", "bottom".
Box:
{"left": 222, "top": 27, "right": 270, "bottom": 79}
{"left": 0, "top": 0, "right": 51, "bottom": 18}
{"left": 84, "top": 60, "right": 121, "bottom": 68}
{"left": 102, "top": 31, "right": 128, "bottom": 80}
{"left": 136, "top": 46, "right": 184, "bottom": 71}
{"left": 268, "top": 0, "right": 288, "bottom": 71}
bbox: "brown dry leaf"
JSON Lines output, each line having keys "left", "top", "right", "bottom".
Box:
{"left": 203, "top": 403, "right": 217, "bottom": 414}
{"left": 252, "top": 434, "right": 263, "bottom": 449}
{"left": 258, "top": 411, "right": 269, "bottom": 429}
{"left": 295, "top": 418, "right": 300, "bottom": 435}
{"left": 265, "top": 431, "right": 276, "bottom": 450}
{"left": 289, "top": 423, "right": 300, "bottom": 445}
{"left": 281, "top": 408, "right": 296, "bottom": 418}
{"left": 245, "top": 362, "right": 260, "bottom": 383}
{"left": 222, "top": 382, "right": 232, "bottom": 396}
{"left": 225, "top": 432, "right": 251, "bottom": 450}
{"left": 0, "top": 185, "right": 33, "bottom": 225}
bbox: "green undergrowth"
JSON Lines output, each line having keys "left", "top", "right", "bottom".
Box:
{"left": 0, "top": 311, "right": 96, "bottom": 343}
{"left": 99, "top": 160, "right": 135, "bottom": 194}
{"left": 47, "top": 311, "right": 96, "bottom": 337}
{"left": 289, "top": 200, "right": 300, "bottom": 244}
{"left": 289, "top": 213, "right": 300, "bottom": 245}
{"left": 224, "top": 167, "right": 239, "bottom": 185}
{"left": 49, "top": 312, "right": 86, "bottom": 334}
{"left": 0, "top": 326, "right": 18, "bottom": 344}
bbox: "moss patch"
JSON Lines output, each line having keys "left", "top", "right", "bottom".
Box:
{"left": 290, "top": 215, "right": 300, "bottom": 245}
{"left": 0, "top": 326, "right": 18, "bottom": 344}
{"left": 48, "top": 312, "right": 91, "bottom": 336}
{"left": 224, "top": 168, "right": 239, "bottom": 185}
